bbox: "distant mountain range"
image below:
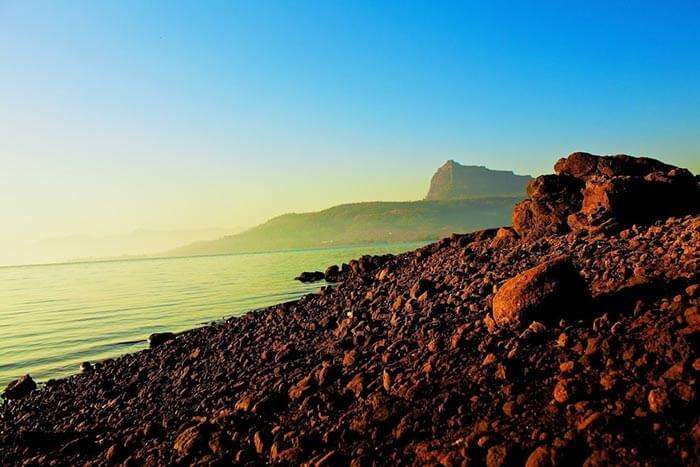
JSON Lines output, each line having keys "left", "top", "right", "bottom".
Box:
{"left": 425, "top": 160, "right": 532, "bottom": 200}
{"left": 28, "top": 228, "right": 237, "bottom": 264}
{"left": 167, "top": 161, "right": 531, "bottom": 257}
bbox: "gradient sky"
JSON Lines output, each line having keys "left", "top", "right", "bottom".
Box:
{"left": 1, "top": 1, "right": 699, "bottom": 261}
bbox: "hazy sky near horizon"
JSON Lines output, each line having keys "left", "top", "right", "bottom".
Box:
{"left": 1, "top": 1, "right": 699, "bottom": 258}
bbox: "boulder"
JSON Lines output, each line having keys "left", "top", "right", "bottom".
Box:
{"left": 173, "top": 425, "right": 207, "bottom": 457}
{"left": 295, "top": 271, "right": 325, "bottom": 283}
{"left": 512, "top": 174, "right": 584, "bottom": 239}
{"left": 2, "top": 374, "right": 37, "bottom": 400}
{"left": 580, "top": 173, "right": 699, "bottom": 227}
{"left": 148, "top": 332, "right": 175, "bottom": 348}
{"left": 554, "top": 152, "right": 675, "bottom": 180}
{"left": 324, "top": 265, "right": 341, "bottom": 282}
{"left": 514, "top": 152, "right": 698, "bottom": 239}
{"left": 492, "top": 256, "right": 589, "bottom": 328}
{"left": 525, "top": 446, "right": 557, "bottom": 467}
{"left": 513, "top": 199, "right": 571, "bottom": 239}
{"left": 490, "top": 227, "right": 519, "bottom": 248}
{"left": 526, "top": 174, "right": 583, "bottom": 202}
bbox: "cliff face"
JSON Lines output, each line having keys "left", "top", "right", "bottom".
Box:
{"left": 1, "top": 153, "right": 699, "bottom": 466}
{"left": 425, "top": 160, "right": 532, "bottom": 200}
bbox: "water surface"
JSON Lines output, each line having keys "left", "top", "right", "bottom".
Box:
{"left": 0, "top": 243, "right": 423, "bottom": 386}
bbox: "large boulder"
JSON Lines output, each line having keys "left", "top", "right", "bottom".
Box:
{"left": 580, "top": 171, "right": 699, "bottom": 226}
{"left": 148, "top": 332, "right": 175, "bottom": 348}
{"left": 2, "top": 374, "right": 37, "bottom": 400}
{"left": 492, "top": 256, "right": 589, "bottom": 328}
{"left": 514, "top": 152, "right": 699, "bottom": 240}
{"left": 554, "top": 152, "right": 675, "bottom": 180}
{"left": 513, "top": 174, "right": 584, "bottom": 239}
{"left": 512, "top": 199, "right": 567, "bottom": 239}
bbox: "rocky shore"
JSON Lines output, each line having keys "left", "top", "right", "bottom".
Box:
{"left": 1, "top": 153, "right": 699, "bottom": 466}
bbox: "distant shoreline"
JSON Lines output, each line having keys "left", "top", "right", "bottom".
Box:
{"left": 0, "top": 239, "right": 432, "bottom": 270}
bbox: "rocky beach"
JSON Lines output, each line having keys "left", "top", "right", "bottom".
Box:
{"left": 1, "top": 153, "right": 699, "bottom": 466}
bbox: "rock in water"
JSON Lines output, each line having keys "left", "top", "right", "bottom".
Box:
{"left": 2, "top": 374, "right": 36, "bottom": 400}
{"left": 148, "top": 332, "right": 175, "bottom": 348}
{"left": 492, "top": 256, "right": 589, "bottom": 328}
{"left": 295, "top": 271, "right": 325, "bottom": 283}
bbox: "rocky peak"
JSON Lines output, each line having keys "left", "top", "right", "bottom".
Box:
{"left": 425, "top": 160, "right": 532, "bottom": 200}
{"left": 513, "top": 152, "right": 700, "bottom": 240}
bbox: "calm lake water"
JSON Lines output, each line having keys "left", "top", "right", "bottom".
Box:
{"left": 0, "top": 243, "right": 423, "bottom": 387}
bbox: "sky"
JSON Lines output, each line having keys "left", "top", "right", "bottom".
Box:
{"left": 1, "top": 1, "right": 699, "bottom": 263}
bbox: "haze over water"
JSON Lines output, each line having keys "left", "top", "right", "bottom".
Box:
{"left": 0, "top": 243, "right": 422, "bottom": 387}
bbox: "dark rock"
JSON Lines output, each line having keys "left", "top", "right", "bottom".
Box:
{"left": 148, "top": 332, "right": 175, "bottom": 348}
{"left": 579, "top": 174, "right": 699, "bottom": 227}
{"left": 410, "top": 278, "right": 434, "bottom": 300}
{"left": 324, "top": 265, "right": 341, "bottom": 282}
{"left": 295, "top": 271, "right": 325, "bottom": 283}
{"left": 2, "top": 375, "right": 36, "bottom": 400}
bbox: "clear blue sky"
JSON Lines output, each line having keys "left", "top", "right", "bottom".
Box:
{"left": 1, "top": 1, "right": 698, "bottom": 255}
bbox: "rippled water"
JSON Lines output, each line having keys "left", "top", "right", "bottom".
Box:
{"left": 0, "top": 243, "right": 423, "bottom": 387}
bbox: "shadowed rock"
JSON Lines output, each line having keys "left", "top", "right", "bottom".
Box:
{"left": 148, "top": 332, "right": 175, "bottom": 348}
{"left": 492, "top": 256, "right": 589, "bottom": 328}
{"left": 515, "top": 152, "right": 699, "bottom": 240}
{"left": 295, "top": 271, "right": 325, "bottom": 283}
{"left": 2, "top": 375, "right": 36, "bottom": 400}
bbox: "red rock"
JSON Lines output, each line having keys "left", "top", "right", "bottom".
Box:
{"left": 253, "top": 431, "right": 266, "bottom": 455}
{"left": 410, "top": 278, "right": 434, "bottom": 299}
{"left": 105, "top": 443, "right": 125, "bottom": 463}
{"left": 274, "top": 447, "right": 302, "bottom": 462}
{"left": 492, "top": 256, "right": 588, "bottom": 328}
{"left": 648, "top": 389, "right": 671, "bottom": 414}
{"left": 554, "top": 152, "right": 674, "bottom": 180}
{"left": 346, "top": 374, "right": 365, "bottom": 398}
{"left": 289, "top": 375, "right": 315, "bottom": 401}
{"left": 553, "top": 379, "right": 573, "bottom": 404}
{"left": 486, "top": 444, "right": 510, "bottom": 467}
{"left": 684, "top": 306, "right": 700, "bottom": 326}
{"left": 174, "top": 425, "right": 206, "bottom": 457}
{"left": 234, "top": 395, "right": 254, "bottom": 412}
{"left": 577, "top": 412, "right": 603, "bottom": 431}
{"left": 490, "top": 227, "right": 519, "bottom": 248}
{"left": 525, "top": 446, "right": 556, "bottom": 467}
